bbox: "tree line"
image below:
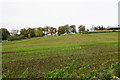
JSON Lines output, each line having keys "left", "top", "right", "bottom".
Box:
{"left": 0, "top": 24, "right": 105, "bottom": 41}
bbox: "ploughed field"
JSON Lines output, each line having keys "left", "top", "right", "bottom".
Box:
{"left": 2, "top": 32, "right": 118, "bottom": 78}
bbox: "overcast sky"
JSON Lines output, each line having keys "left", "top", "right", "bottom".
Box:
{"left": 0, "top": 0, "right": 119, "bottom": 32}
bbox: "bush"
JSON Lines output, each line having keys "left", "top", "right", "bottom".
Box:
{"left": 20, "top": 35, "right": 25, "bottom": 39}
{"left": 7, "top": 36, "right": 14, "bottom": 41}
{"left": 30, "top": 31, "right": 35, "bottom": 37}
{"left": 58, "top": 33, "right": 61, "bottom": 36}
{"left": 14, "top": 36, "right": 20, "bottom": 40}
{"left": 28, "top": 34, "right": 31, "bottom": 39}
{"left": 7, "top": 35, "right": 20, "bottom": 41}
{"left": 35, "top": 33, "right": 39, "bottom": 37}
{"left": 39, "top": 33, "right": 43, "bottom": 37}
{"left": 42, "top": 33, "right": 45, "bottom": 36}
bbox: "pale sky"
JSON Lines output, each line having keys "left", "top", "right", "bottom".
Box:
{"left": 0, "top": 0, "right": 119, "bottom": 32}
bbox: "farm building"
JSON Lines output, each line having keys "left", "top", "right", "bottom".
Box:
{"left": 106, "top": 26, "right": 120, "bottom": 30}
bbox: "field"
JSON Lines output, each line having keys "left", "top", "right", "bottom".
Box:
{"left": 2, "top": 32, "right": 119, "bottom": 78}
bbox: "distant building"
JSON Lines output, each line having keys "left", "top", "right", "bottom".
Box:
{"left": 106, "top": 26, "right": 120, "bottom": 30}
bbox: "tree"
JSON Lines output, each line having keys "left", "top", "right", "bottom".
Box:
{"left": 94, "top": 25, "right": 105, "bottom": 30}
{"left": 45, "top": 26, "right": 50, "bottom": 35}
{"left": 1, "top": 28, "right": 10, "bottom": 40}
{"left": 58, "top": 27, "right": 62, "bottom": 36}
{"left": 37, "top": 27, "right": 43, "bottom": 37}
{"left": 54, "top": 28, "right": 57, "bottom": 36}
{"left": 58, "top": 26, "right": 65, "bottom": 36}
{"left": 30, "top": 28, "right": 35, "bottom": 37}
{"left": 20, "top": 28, "right": 26, "bottom": 35}
{"left": 98, "top": 26, "right": 104, "bottom": 30}
{"left": 101, "top": 25, "right": 104, "bottom": 30}
{"left": 70, "top": 25, "right": 76, "bottom": 33}
{"left": 27, "top": 28, "right": 31, "bottom": 34}
{"left": 61, "top": 26, "right": 65, "bottom": 34}
{"left": 50, "top": 27, "right": 54, "bottom": 36}
{"left": 94, "top": 26, "right": 99, "bottom": 30}
{"left": 64, "top": 24, "right": 70, "bottom": 34}
{"left": 87, "top": 29, "right": 89, "bottom": 31}
{"left": 42, "top": 27, "right": 45, "bottom": 34}
{"left": 78, "top": 25, "right": 85, "bottom": 34}
{"left": 26, "top": 28, "right": 35, "bottom": 37}
{"left": 20, "top": 28, "right": 28, "bottom": 37}
{"left": 98, "top": 26, "right": 101, "bottom": 30}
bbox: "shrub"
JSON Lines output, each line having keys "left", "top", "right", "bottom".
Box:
{"left": 28, "top": 34, "right": 31, "bottom": 39}
{"left": 7, "top": 35, "right": 20, "bottom": 41}
{"left": 20, "top": 35, "right": 25, "bottom": 39}
{"left": 30, "top": 31, "right": 35, "bottom": 37}
{"left": 35, "top": 33, "right": 39, "bottom": 37}
{"left": 39, "top": 33, "right": 43, "bottom": 37}
{"left": 13, "top": 35, "right": 20, "bottom": 40}
{"left": 42, "top": 33, "right": 45, "bottom": 36}
{"left": 7, "top": 36, "right": 14, "bottom": 41}
{"left": 58, "top": 33, "right": 61, "bottom": 36}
